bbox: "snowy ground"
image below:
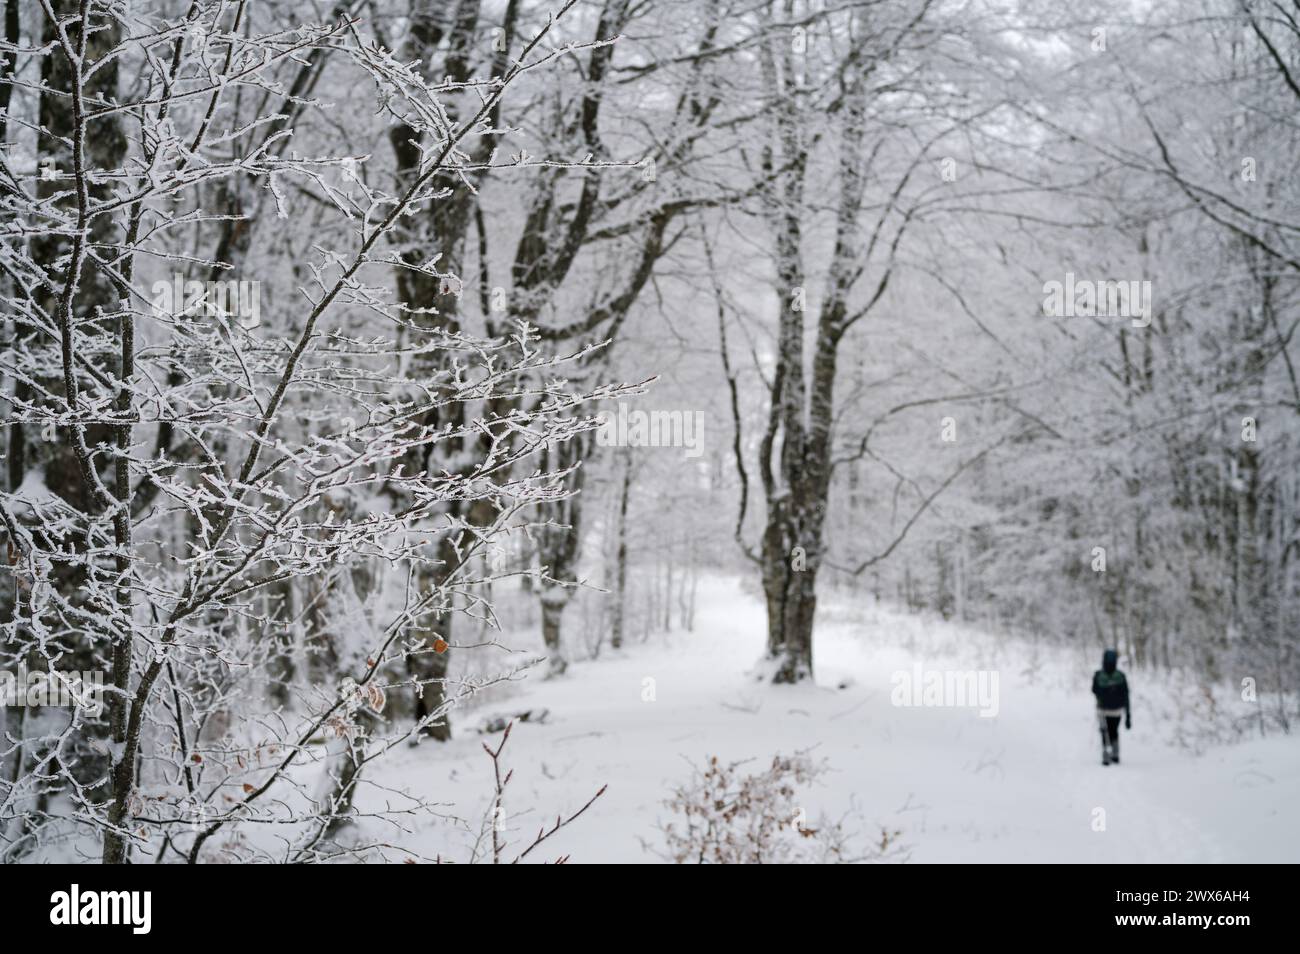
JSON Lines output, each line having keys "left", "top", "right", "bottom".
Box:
{"left": 360, "top": 576, "right": 1300, "bottom": 863}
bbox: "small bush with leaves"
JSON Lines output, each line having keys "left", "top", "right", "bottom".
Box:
{"left": 657, "top": 752, "right": 903, "bottom": 864}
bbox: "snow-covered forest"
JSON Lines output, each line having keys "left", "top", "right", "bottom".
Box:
{"left": 1, "top": 0, "right": 1298, "bottom": 865}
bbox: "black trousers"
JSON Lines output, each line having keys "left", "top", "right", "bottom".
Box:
{"left": 1103, "top": 716, "right": 1121, "bottom": 744}
{"left": 1099, "top": 715, "right": 1121, "bottom": 759}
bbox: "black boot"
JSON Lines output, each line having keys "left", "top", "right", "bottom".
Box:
{"left": 1101, "top": 730, "right": 1111, "bottom": 765}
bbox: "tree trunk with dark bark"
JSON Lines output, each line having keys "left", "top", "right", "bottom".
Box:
{"left": 610, "top": 450, "right": 633, "bottom": 649}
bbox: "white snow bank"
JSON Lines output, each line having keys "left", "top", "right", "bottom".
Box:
{"left": 358, "top": 575, "right": 1300, "bottom": 863}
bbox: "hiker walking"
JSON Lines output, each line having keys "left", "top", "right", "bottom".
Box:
{"left": 1092, "top": 649, "right": 1130, "bottom": 765}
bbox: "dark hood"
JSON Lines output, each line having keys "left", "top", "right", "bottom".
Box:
{"left": 1102, "top": 649, "right": 1118, "bottom": 674}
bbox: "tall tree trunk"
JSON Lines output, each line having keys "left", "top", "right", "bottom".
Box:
{"left": 21, "top": 0, "right": 127, "bottom": 861}
{"left": 751, "top": 8, "right": 878, "bottom": 683}
{"left": 406, "top": 534, "right": 458, "bottom": 741}
{"left": 610, "top": 449, "right": 633, "bottom": 649}
{"left": 534, "top": 433, "right": 589, "bottom": 676}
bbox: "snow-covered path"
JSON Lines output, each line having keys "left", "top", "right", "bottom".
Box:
{"left": 367, "top": 577, "right": 1300, "bottom": 863}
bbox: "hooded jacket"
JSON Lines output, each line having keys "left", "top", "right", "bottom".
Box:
{"left": 1091, "top": 649, "right": 1130, "bottom": 715}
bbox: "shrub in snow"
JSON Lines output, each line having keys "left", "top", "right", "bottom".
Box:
{"left": 658, "top": 752, "right": 903, "bottom": 864}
